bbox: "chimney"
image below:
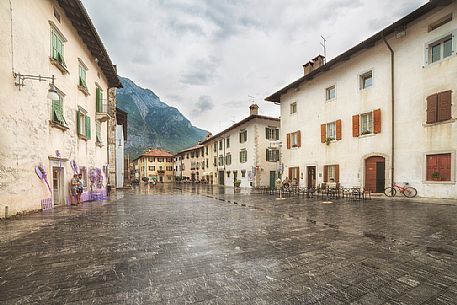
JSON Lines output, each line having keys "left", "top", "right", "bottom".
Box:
{"left": 312, "top": 55, "right": 325, "bottom": 69}
{"left": 303, "top": 61, "right": 314, "bottom": 75}
{"left": 249, "top": 103, "right": 259, "bottom": 116}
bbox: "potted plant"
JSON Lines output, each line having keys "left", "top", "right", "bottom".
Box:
{"left": 361, "top": 130, "right": 372, "bottom": 135}
{"left": 234, "top": 180, "right": 241, "bottom": 187}
{"left": 325, "top": 137, "right": 334, "bottom": 145}
{"left": 431, "top": 172, "right": 441, "bottom": 181}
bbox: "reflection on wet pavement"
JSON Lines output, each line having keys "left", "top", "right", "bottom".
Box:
{"left": 1, "top": 184, "right": 457, "bottom": 304}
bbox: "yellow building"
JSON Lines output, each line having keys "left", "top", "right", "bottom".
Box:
{"left": 134, "top": 149, "right": 174, "bottom": 183}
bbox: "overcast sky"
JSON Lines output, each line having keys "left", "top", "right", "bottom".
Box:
{"left": 82, "top": 0, "right": 426, "bottom": 134}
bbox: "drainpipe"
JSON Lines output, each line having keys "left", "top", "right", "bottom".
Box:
{"left": 382, "top": 35, "right": 394, "bottom": 188}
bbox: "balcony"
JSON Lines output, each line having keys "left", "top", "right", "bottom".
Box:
{"left": 96, "top": 101, "right": 113, "bottom": 122}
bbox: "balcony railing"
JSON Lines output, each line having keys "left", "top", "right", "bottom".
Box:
{"left": 96, "top": 101, "right": 113, "bottom": 122}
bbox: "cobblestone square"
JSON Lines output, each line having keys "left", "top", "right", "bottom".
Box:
{"left": 1, "top": 185, "right": 457, "bottom": 304}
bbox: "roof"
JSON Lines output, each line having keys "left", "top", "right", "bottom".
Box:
{"left": 201, "top": 114, "right": 280, "bottom": 145}
{"left": 57, "top": 0, "right": 122, "bottom": 88}
{"left": 265, "top": 0, "right": 453, "bottom": 103}
{"left": 134, "top": 149, "right": 174, "bottom": 161}
{"left": 176, "top": 144, "right": 204, "bottom": 155}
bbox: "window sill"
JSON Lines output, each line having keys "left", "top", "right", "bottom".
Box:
{"left": 50, "top": 57, "right": 69, "bottom": 74}
{"left": 325, "top": 98, "right": 336, "bottom": 103}
{"left": 78, "top": 135, "right": 88, "bottom": 141}
{"left": 423, "top": 53, "right": 456, "bottom": 68}
{"left": 424, "top": 180, "right": 455, "bottom": 185}
{"left": 78, "top": 85, "right": 90, "bottom": 96}
{"left": 423, "top": 118, "right": 455, "bottom": 127}
{"left": 359, "top": 133, "right": 376, "bottom": 138}
{"left": 49, "top": 120, "right": 68, "bottom": 131}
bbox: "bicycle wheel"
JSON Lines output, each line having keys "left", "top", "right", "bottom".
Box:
{"left": 403, "top": 187, "right": 417, "bottom": 198}
{"left": 384, "top": 187, "right": 396, "bottom": 197}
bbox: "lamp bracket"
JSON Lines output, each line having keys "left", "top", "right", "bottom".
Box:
{"left": 14, "top": 73, "right": 55, "bottom": 90}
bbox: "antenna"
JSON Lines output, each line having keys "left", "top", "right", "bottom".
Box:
{"left": 320, "top": 35, "right": 327, "bottom": 64}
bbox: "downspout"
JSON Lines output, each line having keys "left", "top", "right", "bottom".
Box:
{"left": 382, "top": 35, "right": 395, "bottom": 188}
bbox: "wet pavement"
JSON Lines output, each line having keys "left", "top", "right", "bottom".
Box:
{"left": 1, "top": 184, "right": 457, "bottom": 304}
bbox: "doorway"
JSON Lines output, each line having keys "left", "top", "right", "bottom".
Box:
{"left": 52, "top": 167, "right": 64, "bottom": 205}
{"left": 365, "top": 156, "right": 385, "bottom": 193}
{"left": 233, "top": 171, "right": 238, "bottom": 187}
{"left": 307, "top": 166, "right": 316, "bottom": 188}
{"left": 218, "top": 171, "right": 225, "bottom": 185}
{"left": 269, "top": 171, "right": 276, "bottom": 188}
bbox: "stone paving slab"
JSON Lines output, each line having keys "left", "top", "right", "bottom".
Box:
{"left": 0, "top": 185, "right": 456, "bottom": 304}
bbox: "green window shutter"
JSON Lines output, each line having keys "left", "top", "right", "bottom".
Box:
{"left": 96, "top": 88, "right": 102, "bottom": 112}
{"left": 85, "top": 116, "right": 91, "bottom": 139}
{"left": 52, "top": 100, "right": 59, "bottom": 122}
{"left": 266, "top": 149, "right": 269, "bottom": 161}
{"left": 276, "top": 129, "right": 279, "bottom": 140}
{"left": 52, "top": 33, "right": 57, "bottom": 59}
{"left": 76, "top": 111, "right": 81, "bottom": 135}
{"left": 96, "top": 122, "right": 101, "bottom": 142}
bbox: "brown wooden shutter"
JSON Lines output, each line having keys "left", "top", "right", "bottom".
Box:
{"left": 287, "top": 133, "right": 291, "bottom": 149}
{"left": 321, "top": 124, "right": 326, "bottom": 143}
{"left": 352, "top": 115, "right": 359, "bottom": 137}
{"left": 373, "top": 109, "right": 381, "bottom": 134}
{"left": 440, "top": 153, "right": 452, "bottom": 181}
{"left": 426, "top": 94, "right": 438, "bottom": 124}
{"left": 335, "top": 165, "right": 340, "bottom": 183}
{"left": 336, "top": 119, "right": 342, "bottom": 140}
{"left": 288, "top": 167, "right": 292, "bottom": 179}
{"left": 297, "top": 130, "right": 301, "bottom": 147}
{"left": 437, "top": 91, "right": 452, "bottom": 122}
{"left": 323, "top": 166, "right": 328, "bottom": 182}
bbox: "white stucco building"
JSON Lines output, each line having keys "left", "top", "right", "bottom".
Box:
{"left": 266, "top": 0, "right": 457, "bottom": 198}
{"left": 201, "top": 105, "right": 280, "bottom": 188}
{"left": 0, "top": 0, "right": 121, "bottom": 218}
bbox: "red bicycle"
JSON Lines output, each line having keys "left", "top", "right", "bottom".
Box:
{"left": 384, "top": 182, "right": 417, "bottom": 198}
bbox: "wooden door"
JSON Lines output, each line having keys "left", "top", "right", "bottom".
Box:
{"left": 307, "top": 166, "right": 316, "bottom": 188}
{"left": 365, "top": 156, "right": 385, "bottom": 193}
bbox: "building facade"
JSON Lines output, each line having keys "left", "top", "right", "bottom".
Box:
{"left": 115, "top": 108, "right": 128, "bottom": 188}
{"left": 266, "top": 0, "right": 457, "bottom": 198}
{"left": 0, "top": 0, "right": 121, "bottom": 218}
{"left": 174, "top": 144, "right": 206, "bottom": 182}
{"left": 134, "top": 149, "right": 175, "bottom": 183}
{"left": 201, "top": 105, "right": 281, "bottom": 188}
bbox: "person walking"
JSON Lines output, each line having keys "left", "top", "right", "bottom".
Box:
{"left": 76, "top": 174, "right": 84, "bottom": 204}
{"left": 70, "top": 174, "right": 80, "bottom": 205}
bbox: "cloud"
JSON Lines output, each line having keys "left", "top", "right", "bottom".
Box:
{"left": 82, "top": 0, "right": 427, "bottom": 133}
{"left": 192, "top": 96, "right": 214, "bottom": 116}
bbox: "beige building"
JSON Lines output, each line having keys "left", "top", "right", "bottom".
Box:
{"left": 201, "top": 105, "right": 280, "bottom": 188}
{"left": 174, "top": 144, "right": 207, "bottom": 182}
{"left": 134, "top": 149, "right": 174, "bottom": 183}
{"left": 0, "top": 0, "right": 121, "bottom": 218}
{"left": 266, "top": 0, "right": 457, "bottom": 198}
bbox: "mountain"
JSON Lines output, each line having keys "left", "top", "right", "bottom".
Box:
{"left": 116, "top": 76, "right": 208, "bottom": 158}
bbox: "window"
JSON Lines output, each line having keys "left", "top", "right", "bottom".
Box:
{"left": 241, "top": 170, "right": 246, "bottom": 178}
{"left": 167, "top": 158, "right": 172, "bottom": 162}
{"left": 191, "top": 151, "right": 195, "bottom": 158}
{"left": 96, "top": 87, "right": 103, "bottom": 113}
{"left": 218, "top": 155, "right": 224, "bottom": 166}
{"left": 149, "top": 157, "right": 155, "bottom": 162}
{"left": 239, "top": 130, "right": 247, "bottom": 143}
{"left": 266, "top": 127, "right": 279, "bottom": 140}
{"left": 96, "top": 121, "right": 102, "bottom": 144}
{"left": 79, "top": 167, "right": 87, "bottom": 188}
{"left": 428, "top": 14, "right": 452, "bottom": 32}
{"left": 360, "top": 113, "right": 373, "bottom": 135}
{"left": 196, "top": 150, "right": 200, "bottom": 158}
{"left": 77, "top": 110, "right": 91, "bottom": 140}
{"left": 287, "top": 131, "right": 301, "bottom": 148}
{"left": 288, "top": 167, "right": 299, "bottom": 181}
{"left": 428, "top": 35, "right": 453, "bottom": 64}
{"left": 219, "top": 140, "right": 223, "bottom": 150}
{"left": 206, "top": 159, "right": 208, "bottom": 167}
{"left": 324, "top": 165, "right": 339, "bottom": 183}
{"left": 426, "top": 91, "right": 452, "bottom": 124}
{"left": 326, "top": 85, "right": 336, "bottom": 100}
{"left": 266, "top": 149, "right": 279, "bottom": 162}
{"left": 240, "top": 150, "right": 247, "bottom": 163}
{"left": 51, "top": 93, "right": 66, "bottom": 126}
{"left": 226, "top": 137, "right": 230, "bottom": 148}
{"left": 149, "top": 166, "right": 154, "bottom": 171}
{"left": 213, "top": 156, "right": 217, "bottom": 166}
{"left": 186, "top": 153, "right": 189, "bottom": 159}
{"left": 326, "top": 122, "right": 336, "bottom": 140}
{"left": 227, "top": 171, "right": 230, "bottom": 178}
{"left": 158, "top": 158, "right": 164, "bottom": 162}
{"left": 225, "top": 154, "right": 232, "bottom": 165}
{"left": 205, "top": 146, "right": 208, "bottom": 155}
{"left": 53, "top": 8, "right": 61, "bottom": 22}
{"left": 360, "top": 71, "right": 373, "bottom": 89}
{"left": 79, "top": 63, "right": 88, "bottom": 90}
{"left": 213, "top": 143, "right": 217, "bottom": 152}
{"left": 426, "top": 153, "right": 451, "bottom": 182}
{"left": 353, "top": 110, "right": 381, "bottom": 137}
{"left": 290, "top": 102, "right": 297, "bottom": 114}
{"left": 51, "top": 28, "right": 65, "bottom": 66}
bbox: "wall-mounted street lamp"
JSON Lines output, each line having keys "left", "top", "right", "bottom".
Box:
{"left": 14, "top": 72, "right": 59, "bottom": 100}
